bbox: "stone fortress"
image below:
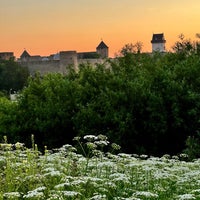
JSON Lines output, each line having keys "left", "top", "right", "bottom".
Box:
{"left": 18, "top": 41, "right": 109, "bottom": 75}
{"left": 0, "top": 33, "right": 166, "bottom": 75}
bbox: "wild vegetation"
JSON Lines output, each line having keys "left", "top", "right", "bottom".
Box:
{"left": 1, "top": 36, "right": 200, "bottom": 199}
{"left": 1, "top": 135, "right": 200, "bottom": 200}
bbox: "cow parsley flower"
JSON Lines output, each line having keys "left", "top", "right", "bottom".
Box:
{"left": 3, "top": 192, "right": 21, "bottom": 199}
{"left": 94, "top": 140, "right": 109, "bottom": 147}
{"left": 134, "top": 191, "right": 158, "bottom": 198}
{"left": 44, "top": 170, "right": 61, "bottom": 178}
{"left": 23, "top": 191, "right": 44, "bottom": 199}
{"left": 90, "top": 194, "right": 107, "bottom": 200}
{"left": 62, "top": 191, "right": 81, "bottom": 197}
{"left": 84, "top": 135, "right": 98, "bottom": 142}
{"left": 54, "top": 182, "right": 70, "bottom": 190}
{"left": 177, "top": 193, "right": 196, "bottom": 200}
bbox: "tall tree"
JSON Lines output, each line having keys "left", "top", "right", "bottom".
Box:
{"left": 0, "top": 59, "right": 29, "bottom": 93}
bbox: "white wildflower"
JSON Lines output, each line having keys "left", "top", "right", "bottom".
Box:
{"left": 114, "top": 197, "right": 141, "bottom": 200}
{"left": 59, "top": 144, "right": 77, "bottom": 152}
{"left": 54, "top": 182, "right": 70, "bottom": 190}
{"left": 140, "top": 154, "right": 148, "bottom": 159}
{"left": 62, "top": 191, "right": 80, "bottom": 197}
{"left": 44, "top": 170, "right": 61, "bottom": 177}
{"left": 109, "top": 173, "right": 129, "bottom": 183}
{"left": 118, "top": 153, "right": 132, "bottom": 158}
{"left": 23, "top": 191, "right": 44, "bottom": 199}
{"left": 90, "top": 194, "right": 107, "bottom": 200}
{"left": 33, "top": 186, "right": 46, "bottom": 192}
{"left": 142, "top": 165, "right": 154, "bottom": 171}
{"left": 23, "top": 186, "right": 47, "bottom": 199}
{"left": 172, "top": 155, "right": 179, "bottom": 160}
{"left": 191, "top": 189, "right": 200, "bottom": 194}
{"left": 86, "top": 177, "right": 104, "bottom": 184}
{"left": 161, "top": 154, "right": 171, "bottom": 159}
{"left": 84, "top": 135, "right": 98, "bottom": 141}
{"left": 46, "top": 193, "right": 63, "bottom": 200}
{"left": 105, "top": 181, "right": 117, "bottom": 189}
{"left": 15, "top": 142, "right": 25, "bottom": 150}
{"left": 179, "top": 153, "right": 189, "bottom": 158}
{"left": 134, "top": 191, "right": 158, "bottom": 198}
{"left": 94, "top": 140, "right": 109, "bottom": 146}
{"left": 0, "top": 143, "right": 12, "bottom": 150}
{"left": 3, "top": 192, "right": 21, "bottom": 199}
{"left": 132, "top": 154, "right": 139, "bottom": 158}
{"left": 97, "top": 161, "right": 115, "bottom": 168}
{"left": 73, "top": 136, "right": 81, "bottom": 141}
{"left": 153, "top": 170, "right": 173, "bottom": 180}
{"left": 177, "top": 193, "right": 196, "bottom": 200}
{"left": 71, "top": 179, "right": 86, "bottom": 186}
{"left": 42, "top": 167, "right": 56, "bottom": 173}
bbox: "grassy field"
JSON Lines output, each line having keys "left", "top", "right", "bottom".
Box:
{"left": 0, "top": 135, "right": 200, "bottom": 200}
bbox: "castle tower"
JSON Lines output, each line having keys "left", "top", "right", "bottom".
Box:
{"left": 151, "top": 33, "right": 166, "bottom": 52}
{"left": 96, "top": 41, "right": 109, "bottom": 58}
{"left": 20, "top": 50, "right": 31, "bottom": 62}
{"left": 59, "top": 51, "right": 78, "bottom": 73}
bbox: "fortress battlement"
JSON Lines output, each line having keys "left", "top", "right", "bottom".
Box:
{"left": 18, "top": 41, "right": 109, "bottom": 75}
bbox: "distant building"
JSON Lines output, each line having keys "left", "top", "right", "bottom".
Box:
{"left": 96, "top": 41, "right": 109, "bottom": 58}
{"left": 20, "top": 50, "right": 31, "bottom": 61}
{"left": 151, "top": 33, "right": 166, "bottom": 52}
{"left": 18, "top": 41, "right": 109, "bottom": 75}
{"left": 0, "top": 52, "right": 14, "bottom": 60}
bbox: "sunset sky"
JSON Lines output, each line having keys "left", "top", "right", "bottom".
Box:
{"left": 1, "top": 0, "right": 200, "bottom": 58}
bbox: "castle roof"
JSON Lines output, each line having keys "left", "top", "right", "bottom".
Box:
{"left": 78, "top": 51, "right": 99, "bottom": 59}
{"left": 20, "top": 50, "right": 31, "bottom": 58}
{"left": 96, "top": 41, "right": 108, "bottom": 49}
{"left": 151, "top": 33, "right": 166, "bottom": 43}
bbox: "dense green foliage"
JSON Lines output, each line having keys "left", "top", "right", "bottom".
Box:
{"left": 1, "top": 40, "right": 200, "bottom": 157}
{"left": 0, "top": 59, "right": 29, "bottom": 94}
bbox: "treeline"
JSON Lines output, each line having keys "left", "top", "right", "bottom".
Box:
{"left": 0, "top": 58, "right": 29, "bottom": 95}
{"left": 1, "top": 37, "right": 200, "bottom": 158}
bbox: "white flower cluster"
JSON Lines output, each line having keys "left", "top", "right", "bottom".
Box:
{"left": 84, "top": 135, "right": 98, "bottom": 141}
{"left": 2, "top": 139, "right": 200, "bottom": 199}
{"left": 3, "top": 192, "right": 21, "bottom": 199}
{"left": 178, "top": 193, "right": 196, "bottom": 200}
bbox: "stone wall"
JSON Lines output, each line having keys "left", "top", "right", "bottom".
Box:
{"left": 21, "top": 60, "right": 61, "bottom": 75}
{"left": 19, "top": 51, "right": 78, "bottom": 75}
{"left": 18, "top": 50, "right": 108, "bottom": 75}
{"left": 0, "top": 52, "right": 14, "bottom": 60}
{"left": 78, "top": 58, "right": 105, "bottom": 66}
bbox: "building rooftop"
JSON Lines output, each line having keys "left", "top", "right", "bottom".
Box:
{"left": 96, "top": 41, "right": 108, "bottom": 49}
{"left": 20, "top": 50, "right": 31, "bottom": 58}
{"left": 151, "top": 33, "right": 166, "bottom": 43}
{"left": 78, "top": 52, "right": 99, "bottom": 59}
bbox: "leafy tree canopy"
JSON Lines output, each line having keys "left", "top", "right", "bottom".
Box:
{"left": 0, "top": 59, "right": 29, "bottom": 93}
{"left": 1, "top": 36, "right": 200, "bottom": 158}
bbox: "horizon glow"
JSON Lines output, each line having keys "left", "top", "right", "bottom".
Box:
{"left": 1, "top": 0, "right": 200, "bottom": 58}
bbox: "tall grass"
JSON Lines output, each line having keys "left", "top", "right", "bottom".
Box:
{"left": 0, "top": 135, "right": 200, "bottom": 199}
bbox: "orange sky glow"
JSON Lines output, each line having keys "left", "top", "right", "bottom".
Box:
{"left": 1, "top": 0, "right": 200, "bottom": 58}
